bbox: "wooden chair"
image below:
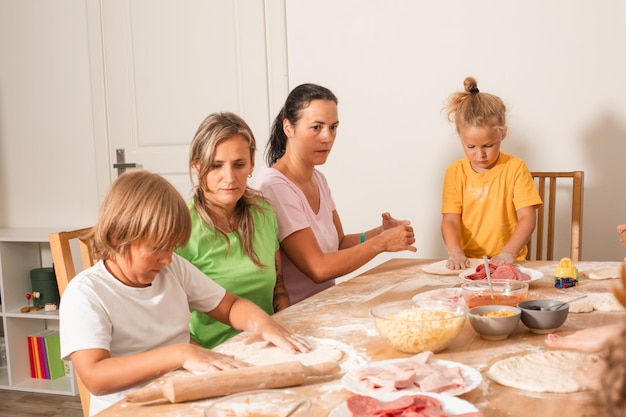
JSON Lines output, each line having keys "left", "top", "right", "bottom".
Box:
{"left": 49, "top": 227, "right": 94, "bottom": 417}
{"left": 527, "top": 171, "right": 584, "bottom": 261}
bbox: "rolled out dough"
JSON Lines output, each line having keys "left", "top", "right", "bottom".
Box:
{"left": 213, "top": 337, "right": 343, "bottom": 366}
{"left": 564, "top": 293, "right": 625, "bottom": 313}
{"left": 488, "top": 350, "right": 592, "bottom": 393}
{"left": 588, "top": 266, "right": 621, "bottom": 280}
{"left": 423, "top": 259, "right": 482, "bottom": 276}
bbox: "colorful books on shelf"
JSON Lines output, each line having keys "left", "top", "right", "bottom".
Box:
{"left": 27, "top": 329, "right": 64, "bottom": 380}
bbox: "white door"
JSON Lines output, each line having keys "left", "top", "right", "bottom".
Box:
{"left": 87, "top": 0, "right": 289, "bottom": 200}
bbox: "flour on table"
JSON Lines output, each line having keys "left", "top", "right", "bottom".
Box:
{"left": 422, "top": 259, "right": 482, "bottom": 276}
{"left": 213, "top": 336, "right": 344, "bottom": 366}
{"left": 488, "top": 350, "right": 593, "bottom": 393}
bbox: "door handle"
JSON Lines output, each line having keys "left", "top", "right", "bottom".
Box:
{"left": 113, "top": 149, "right": 137, "bottom": 176}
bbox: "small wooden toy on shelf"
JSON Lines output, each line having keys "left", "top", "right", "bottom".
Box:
{"left": 20, "top": 291, "right": 43, "bottom": 313}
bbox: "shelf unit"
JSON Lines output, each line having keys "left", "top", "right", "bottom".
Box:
{"left": 0, "top": 228, "right": 77, "bottom": 395}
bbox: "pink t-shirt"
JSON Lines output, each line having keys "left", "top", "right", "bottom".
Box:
{"left": 255, "top": 167, "right": 338, "bottom": 303}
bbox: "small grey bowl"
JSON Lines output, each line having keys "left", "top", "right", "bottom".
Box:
{"left": 468, "top": 305, "right": 521, "bottom": 340}
{"left": 517, "top": 299, "right": 570, "bottom": 334}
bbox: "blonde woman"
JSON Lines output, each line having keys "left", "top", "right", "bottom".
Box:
{"left": 176, "top": 112, "right": 289, "bottom": 349}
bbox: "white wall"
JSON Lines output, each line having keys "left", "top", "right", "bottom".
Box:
{"left": 1, "top": 1, "right": 625, "bottom": 276}
{"left": 284, "top": 0, "right": 626, "bottom": 274}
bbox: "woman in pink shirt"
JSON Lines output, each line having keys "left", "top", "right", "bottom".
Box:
{"left": 255, "top": 83, "right": 417, "bottom": 304}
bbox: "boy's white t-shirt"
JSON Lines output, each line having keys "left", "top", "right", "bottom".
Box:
{"left": 59, "top": 254, "right": 226, "bottom": 416}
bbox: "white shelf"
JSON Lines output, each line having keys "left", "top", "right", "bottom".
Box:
{"left": 11, "top": 374, "right": 76, "bottom": 396}
{"left": 0, "top": 228, "right": 77, "bottom": 396}
{"left": 5, "top": 310, "right": 59, "bottom": 319}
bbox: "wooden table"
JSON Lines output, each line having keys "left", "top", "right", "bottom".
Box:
{"left": 96, "top": 259, "right": 626, "bottom": 417}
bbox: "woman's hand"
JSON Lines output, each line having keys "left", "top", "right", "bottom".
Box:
{"left": 381, "top": 212, "right": 411, "bottom": 231}
{"left": 545, "top": 325, "right": 626, "bottom": 353}
{"left": 242, "top": 317, "right": 311, "bottom": 354}
{"left": 180, "top": 344, "right": 250, "bottom": 373}
{"left": 378, "top": 224, "right": 417, "bottom": 253}
{"left": 219, "top": 295, "right": 311, "bottom": 354}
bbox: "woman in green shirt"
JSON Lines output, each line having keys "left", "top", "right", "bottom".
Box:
{"left": 176, "top": 112, "right": 289, "bottom": 348}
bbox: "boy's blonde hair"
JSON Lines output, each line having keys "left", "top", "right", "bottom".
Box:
{"left": 444, "top": 76, "right": 507, "bottom": 134}
{"left": 90, "top": 170, "right": 191, "bottom": 260}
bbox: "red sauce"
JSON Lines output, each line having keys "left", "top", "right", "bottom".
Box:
{"left": 466, "top": 293, "right": 526, "bottom": 309}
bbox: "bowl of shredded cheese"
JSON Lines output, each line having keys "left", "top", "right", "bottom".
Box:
{"left": 370, "top": 299, "right": 467, "bottom": 353}
{"left": 468, "top": 305, "right": 521, "bottom": 340}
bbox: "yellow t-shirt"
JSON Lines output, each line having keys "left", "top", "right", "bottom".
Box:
{"left": 442, "top": 153, "right": 543, "bottom": 260}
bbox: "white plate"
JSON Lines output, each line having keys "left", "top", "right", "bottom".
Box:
{"left": 341, "top": 358, "right": 482, "bottom": 398}
{"left": 412, "top": 288, "right": 465, "bottom": 306}
{"left": 328, "top": 392, "right": 480, "bottom": 417}
{"left": 459, "top": 265, "right": 544, "bottom": 283}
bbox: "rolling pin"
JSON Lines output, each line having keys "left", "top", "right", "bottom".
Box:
{"left": 125, "top": 360, "right": 340, "bottom": 404}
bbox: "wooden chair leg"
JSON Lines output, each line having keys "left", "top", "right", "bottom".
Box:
{"left": 77, "top": 374, "right": 90, "bottom": 417}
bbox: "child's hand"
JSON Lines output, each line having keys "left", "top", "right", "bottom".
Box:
{"left": 491, "top": 252, "right": 514, "bottom": 265}
{"left": 181, "top": 344, "right": 250, "bottom": 373}
{"left": 446, "top": 253, "right": 469, "bottom": 270}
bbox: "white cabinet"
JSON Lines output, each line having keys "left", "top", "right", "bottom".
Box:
{"left": 0, "top": 228, "right": 77, "bottom": 395}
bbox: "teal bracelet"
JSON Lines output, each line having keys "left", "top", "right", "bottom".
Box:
{"left": 360, "top": 232, "right": 366, "bottom": 243}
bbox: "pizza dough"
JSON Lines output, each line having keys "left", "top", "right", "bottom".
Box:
{"left": 588, "top": 266, "right": 620, "bottom": 280}
{"left": 566, "top": 292, "right": 625, "bottom": 313}
{"left": 213, "top": 337, "right": 343, "bottom": 366}
{"left": 423, "top": 259, "right": 482, "bottom": 276}
{"left": 488, "top": 350, "right": 592, "bottom": 393}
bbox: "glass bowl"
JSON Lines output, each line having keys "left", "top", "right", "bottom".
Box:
{"left": 461, "top": 280, "right": 529, "bottom": 309}
{"left": 370, "top": 299, "right": 467, "bottom": 353}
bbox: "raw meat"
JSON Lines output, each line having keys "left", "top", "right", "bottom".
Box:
{"left": 466, "top": 263, "right": 530, "bottom": 281}
{"left": 355, "top": 352, "right": 466, "bottom": 394}
{"left": 346, "top": 394, "right": 483, "bottom": 417}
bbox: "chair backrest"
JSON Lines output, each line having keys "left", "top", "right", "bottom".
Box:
{"left": 49, "top": 227, "right": 94, "bottom": 417}
{"left": 527, "top": 171, "right": 584, "bottom": 261}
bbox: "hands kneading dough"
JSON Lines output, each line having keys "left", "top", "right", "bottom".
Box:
{"left": 214, "top": 337, "right": 343, "bottom": 366}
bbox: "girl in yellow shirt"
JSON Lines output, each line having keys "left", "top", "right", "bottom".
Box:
{"left": 441, "top": 77, "right": 542, "bottom": 270}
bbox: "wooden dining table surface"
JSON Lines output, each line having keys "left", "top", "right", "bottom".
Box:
{"left": 96, "top": 258, "right": 626, "bottom": 417}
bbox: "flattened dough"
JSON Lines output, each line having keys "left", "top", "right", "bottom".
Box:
{"left": 565, "top": 293, "right": 625, "bottom": 313}
{"left": 423, "top": 259, "right": 482, "bottom": 276}
{"left": 588, "top": 267, "right": 620, "bottom": 280}
{"left": 488, "top": 351, "right": 591, "bottom": 393}
{"left": 213, "top": 337, "right": 343, "bottom": 366}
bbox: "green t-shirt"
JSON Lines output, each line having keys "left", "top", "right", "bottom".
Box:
{"left": 176, "top": 199, "right": 279, "bottom": 348}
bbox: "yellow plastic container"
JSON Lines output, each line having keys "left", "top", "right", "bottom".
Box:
{"left": 554, "top": 257, "right": 578, "bottom": 288}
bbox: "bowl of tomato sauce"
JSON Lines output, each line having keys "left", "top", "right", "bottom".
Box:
{"left": 461, "top": 280, "right": 529, "bottom": 309}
